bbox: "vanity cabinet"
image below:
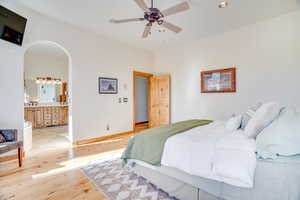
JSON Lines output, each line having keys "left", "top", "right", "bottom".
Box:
{"left": 35, "top": 108, "right": 44, "bottom": 128}
{"left": 60, "top": 106, "right": 68, "bottom": 125}
{"left": 25, "top": 108, "right": 44, "bottom": 128}
{"left": 25, "top": 106, "right": 68, "bottom": 129}
{"left": 25, "top": 109, "right": 36, "bottom": 127}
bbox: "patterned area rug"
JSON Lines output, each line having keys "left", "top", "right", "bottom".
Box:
{"left": 80, "top": 158, "right": 178, "bottom": 200}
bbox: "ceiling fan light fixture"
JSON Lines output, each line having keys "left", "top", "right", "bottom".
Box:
{"left": 112, "top": 0, "right": 190, "bottom": 38}
{"left": 218, "top": 1, "right": 228, "bottom": 8}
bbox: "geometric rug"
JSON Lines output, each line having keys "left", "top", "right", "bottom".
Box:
{"left": 80, "top": 158, "right": 178, "bottom": 200}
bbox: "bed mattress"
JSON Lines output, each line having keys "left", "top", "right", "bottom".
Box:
{"left": 129, "top": 156, "right": 300, "bottom": 200}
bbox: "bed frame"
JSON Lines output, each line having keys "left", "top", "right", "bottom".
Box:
{"left": 129, "top": 157, "right": 300, "bottom": 200}
{"left": 129, "top": 160, "right": 222, "bottom": 200}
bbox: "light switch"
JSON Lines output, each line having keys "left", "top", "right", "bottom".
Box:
{"left": 123, "top": 84, "right": 128, "bottom": 91}
{"left": 123, "top": 98, "right": 128, "bottom": 103}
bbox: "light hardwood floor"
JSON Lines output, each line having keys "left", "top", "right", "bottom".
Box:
{"left": 0, "top": 126, "right": 138, "bottom": 200}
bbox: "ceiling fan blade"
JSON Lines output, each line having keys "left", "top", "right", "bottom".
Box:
{"left": 142, "top": 23, "right": 152, "bottom": 38}
{"left": 162, "top": 21, "right": 182, "bottom": 33}
{"left": 134, "top": 0, "right": 150, "bottom": 12}
{"left": 110, "top": 18, "right": 144, "bottom": 24}
{"left": 161, "top": 2, "right": 190, "bottom": 17}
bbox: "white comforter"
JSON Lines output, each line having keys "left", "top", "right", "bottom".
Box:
{"left": 161, "top": 121, "right": 257, "bottom": 188}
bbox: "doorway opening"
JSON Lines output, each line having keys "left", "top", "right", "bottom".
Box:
{"left": 133, "top": 71, "right": 153, "bottom": 132}
{"left": 23, "top": 41, "right": 72, "bottom": 155}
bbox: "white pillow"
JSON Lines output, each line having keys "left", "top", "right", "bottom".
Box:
{"left": 241, "top": 103, "right": 262, "bottom": 130}
{"left": 244, "top": 102, "right": 281, "bottom": 139}
{"left": 256, "top": 107, "right": 300, "bottom": 159}
{"left": 296, "top": 106, "right": 300, "bottom": 113}
{"left": 226, "top": 115, "right": 242, "bottom": 131}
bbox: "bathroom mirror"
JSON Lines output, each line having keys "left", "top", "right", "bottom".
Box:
{"left": 24, "top": 79, "right": 63, "bottom": 103}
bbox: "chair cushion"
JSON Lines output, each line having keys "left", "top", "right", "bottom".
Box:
{"left": 0, "top": 134, "right": 5, "bottom": 143}
{"left": 0, "top": 130, "right": 16, "bottom": 142}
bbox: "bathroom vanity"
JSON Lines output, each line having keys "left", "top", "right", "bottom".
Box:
{"left": 24, "top": 105, "right": 68, "bottom": 129}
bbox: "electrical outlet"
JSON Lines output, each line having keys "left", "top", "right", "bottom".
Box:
{"left": 106, "top": 124, "right": 110, "bottom": 131}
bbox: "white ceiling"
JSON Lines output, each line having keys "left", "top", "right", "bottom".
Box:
{"left": 15, "top": 0, "right": 300, "bottom": 51}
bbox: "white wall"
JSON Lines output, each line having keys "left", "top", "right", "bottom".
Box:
{"left": 154, "top": 10, "right": 300, "bottom": 122}
{"left": 24, "top": 52, "right": 69, "bottom": 82}
{"left": 0, "top": 37, "right": 24, "bottom": 137}
{"left": 135, "top": 76, "right": 148, "bottom": 123}
{"left": 0, "top": 1, "right": 153, "bottom": 142}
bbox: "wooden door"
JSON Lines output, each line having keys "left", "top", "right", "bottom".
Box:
{"left": 149, "top": 75, "right": 170, "bottom": 128}
{"left": 149, "top": 77, "right": 160, "bottom": 128}
{"left": 157, "top": 75, "right": 170, "bottom": 125}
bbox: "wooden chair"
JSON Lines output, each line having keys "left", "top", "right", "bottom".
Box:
{"left": 0, "top": 129, "right": 23, "bottom": 167}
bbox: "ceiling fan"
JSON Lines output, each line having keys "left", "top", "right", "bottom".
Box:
{"left": 110, "top": 0, "right": 190, "bottom": 38}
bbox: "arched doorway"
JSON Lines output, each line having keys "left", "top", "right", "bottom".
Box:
{"left": 23, "top": 41, "right": 73, "bottom": 154}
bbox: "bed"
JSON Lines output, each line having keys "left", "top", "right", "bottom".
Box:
{"left": 122, "top": 120, "right": 300, "bottom": 200}
{"left": 129, "top": 155, "right": 300, "bottom": 200}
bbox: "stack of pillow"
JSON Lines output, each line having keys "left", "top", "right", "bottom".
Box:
{"left": 225, "top": 102, "right": 280, "bottom": 137}
{"left": 226, "top": 102, "right": 300, "bottom": 159}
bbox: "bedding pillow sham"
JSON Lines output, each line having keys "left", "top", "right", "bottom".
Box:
{"left": 256, "top": 107, "right": 300, "bottom": 159}
{"left": 226, "top": 115, "right": 242, "bottom": 131}
{"left": 241, "top": 103, "right": 262, "bottom": 130}
{"left": 244, "top": 102, "right": 281, "bottom": 139}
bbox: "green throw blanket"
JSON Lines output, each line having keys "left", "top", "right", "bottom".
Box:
{"left": 121, "top": 119, "right": 213, "bottom": 166}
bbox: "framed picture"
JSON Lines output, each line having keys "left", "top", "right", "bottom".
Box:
{"left": 98, "top": 77, "right": 118, "bottom": 94}
{"left": 201, "top": 68, "right": 236, "bottom": 93}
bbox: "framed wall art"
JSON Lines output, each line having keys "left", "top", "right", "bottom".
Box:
{"left": 201, "top": 68, "right": 236, "bottom": 93}
{"left": 99, "top": 77, "right": 118, "bottom": 94}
